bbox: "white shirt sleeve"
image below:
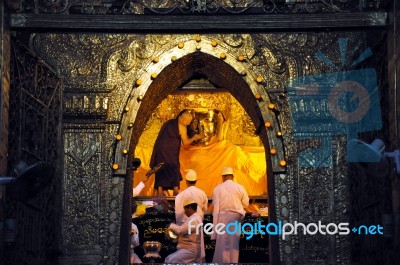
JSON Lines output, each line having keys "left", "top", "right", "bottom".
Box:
{"left": 175, "top": 193, "right": 185, "bottom": 225}
{"left": 202, "top": 192, "right": 208, "bottom": 214}
{"left": 240, "top": 185, "right": 250, "bottom": 209}
{"left": 132, "top": 181, "right": 145, "bottom": 197}
{"left": 130, "top": 223, "right": 140, "bottom": 247}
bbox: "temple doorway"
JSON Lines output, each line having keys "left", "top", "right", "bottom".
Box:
{"left": 126, "top": 49, "right": 276, "bottom": 263}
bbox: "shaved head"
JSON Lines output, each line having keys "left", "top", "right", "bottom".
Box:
{"left": 178, "top": 110, "right": 193, "bottom": 126}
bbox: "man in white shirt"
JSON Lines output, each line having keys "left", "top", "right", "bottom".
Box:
{"left": 211, "top": 166, "right": 249, "bottom": 263}
{"left": 165, "top": 198, "right": 205, "bottom": 263}
{"left": 174, "top": 169, "right": 208, "bottom": 225}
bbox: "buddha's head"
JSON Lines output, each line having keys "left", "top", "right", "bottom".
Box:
{"left": 186, "top": 108, "right": 225, "bottom": 146}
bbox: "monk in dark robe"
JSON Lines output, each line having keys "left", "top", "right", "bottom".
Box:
{"left": 150, "top": 110, "right": 203, "bottom": 196}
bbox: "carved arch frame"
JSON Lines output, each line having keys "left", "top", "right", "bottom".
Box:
{"left": 113, "top": 42, "right": 286, "bottom": 264}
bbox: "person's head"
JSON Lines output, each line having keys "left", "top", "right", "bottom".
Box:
{"left": 183, "top": 198, "right": 197, "bottom": 217}
{"left": 178, "top": 110, "right": 193, "bottom": 126}
{"left": 185, "top": 169, "right": 197, "bottom": 186}
{"left": 221, "top": 166, "right": 234, "bottom": 181}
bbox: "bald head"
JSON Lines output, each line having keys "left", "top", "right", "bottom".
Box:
{"left": 178, "top": 111, "right": 193, "bottom": 126}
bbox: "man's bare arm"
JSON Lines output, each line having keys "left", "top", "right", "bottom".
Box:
{"left": 179, "top": 123, "right": 203, "bottom": 146}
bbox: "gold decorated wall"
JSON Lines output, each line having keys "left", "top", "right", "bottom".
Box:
{"left": 21, "top": 31, "right": 384, "bottom": 265}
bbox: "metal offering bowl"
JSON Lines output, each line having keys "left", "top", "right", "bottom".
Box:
{"left": 143, "top": 241, "right": 161, "bottom": 259}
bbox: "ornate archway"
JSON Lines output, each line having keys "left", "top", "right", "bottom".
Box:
{"left": 115, "top": 49, "right": 284, "bottom": 264}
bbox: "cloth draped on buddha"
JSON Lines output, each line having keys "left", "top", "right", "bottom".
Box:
{"left": 133, "top": 140, "right": 267, "bottom": 197}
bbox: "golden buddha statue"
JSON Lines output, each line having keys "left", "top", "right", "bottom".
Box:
{"left": 187, "top": 108, "right": 225, "bottom": 146}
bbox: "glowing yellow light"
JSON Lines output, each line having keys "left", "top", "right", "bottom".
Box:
{"left": 220, "top": 53, "right": 226, "bottom": 59}
{"left": 280, "top": 160, "right": 287, "bottom": 167}
{"left": 135, "top": 79, "right": 142, "bottom": 86}
{"left": 238, "top": 55, "right": 245, "bottom": 61}
{"left": 178, "top": 42, "right": 184, "bottom": 48}
{"left": 116, "top": 134, "right": 122, "bottom": 140}
{"left": 151, "top": 73, "right": 158, "bottom": 79}
{"left": 112, "top": 163, "right": 119, "bottom": 170}
{"left": 153, "top": 57, "right": 159, "bottom": 63}
{"left": 211, "top": 40, "right": 218, "bottom": 47}
{"left": 268, "top": 103, "right": 275, "bottom": 110}
{"left": 270, "top": 148, "right": 277, "bottom": 155}
{"left": 256, "top": 76, "right": 263, "bottom": 83}
{"left": 265, "top": 121, "right": 272, "bottom": 127}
